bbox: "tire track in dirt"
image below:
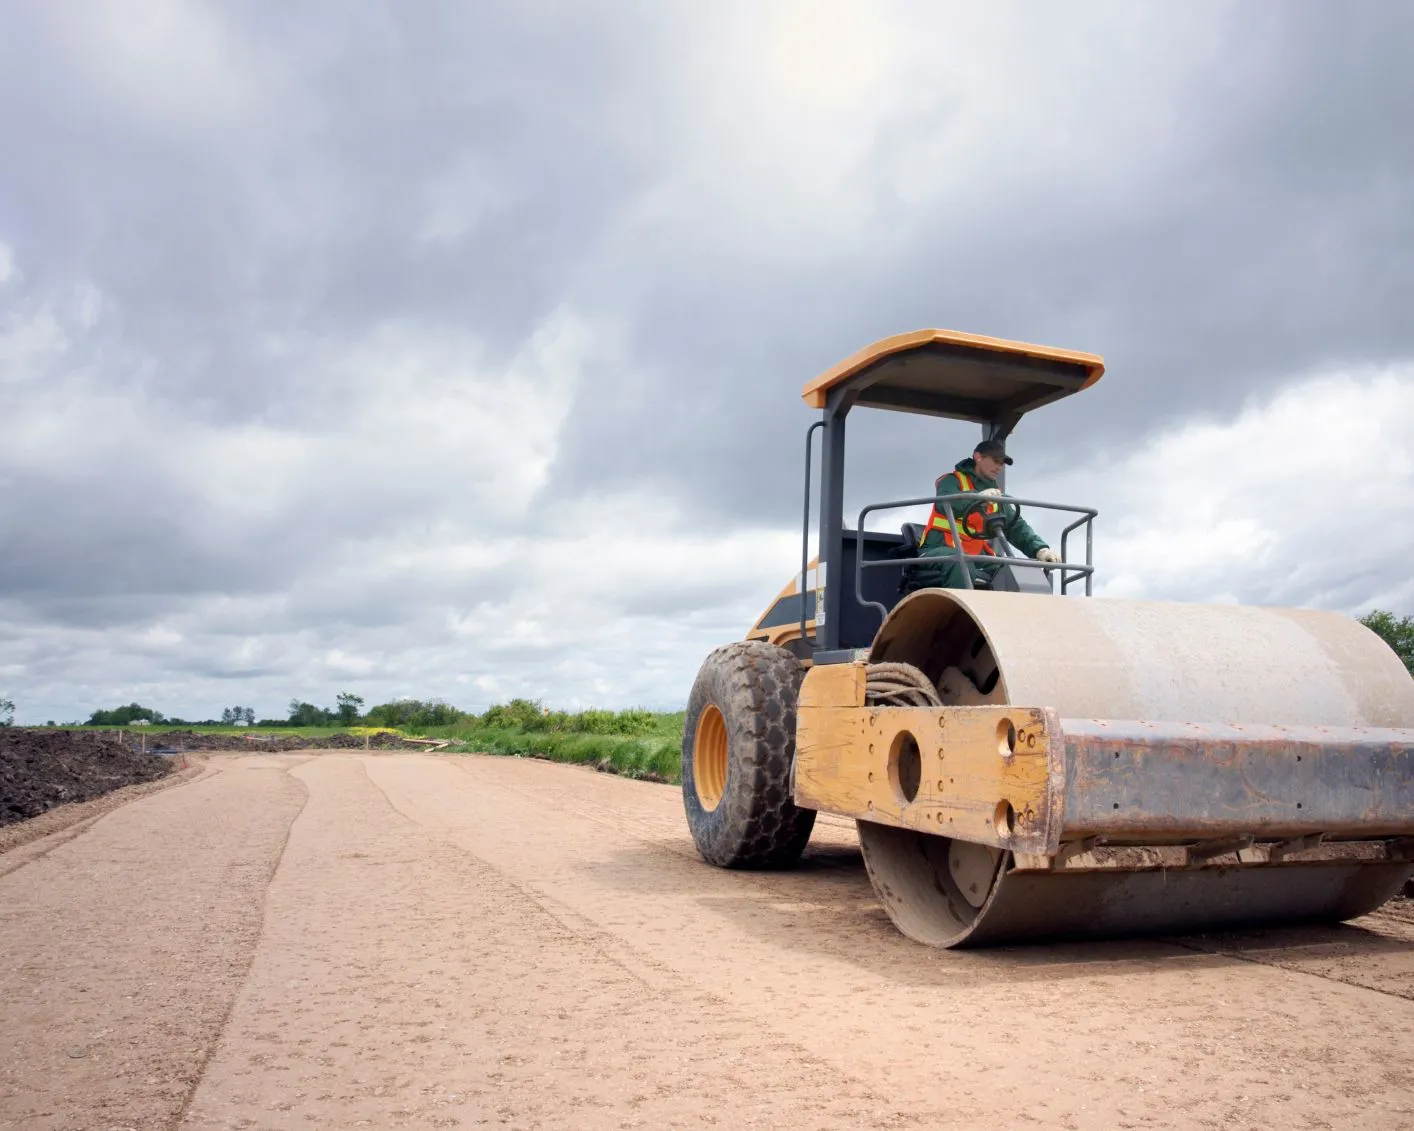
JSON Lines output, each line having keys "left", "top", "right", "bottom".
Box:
{"left": 172, "top": 765, "right": 312, "bottom": 1129}
{"left": 0, "top": 756, "right": 309, "bottom": 1131}
{"left": 356, "top": 756, "right": 676, "bottom": 995}
{"left": 181, "top": 754, "right": 915, "bottom": 1129}
{"left": 449, "top": 753, "right": 1414, "bottom": 999}
{"left": 1163, "top": 911, "right": 1414, "bottom": 1003}
{"left": 383, "top": 753, "right": 1414, "bottom": 1131}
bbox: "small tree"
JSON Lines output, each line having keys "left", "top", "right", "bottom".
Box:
{"left": 1359, "top": 610, "right": 1414, "bottom": 675}
{"left": 336, "top": 693, "right": 365, "bottom": 726}
{"left": 287, "top": 699, "right": 333, "bottom": 726}
{"left": 0, "top": 697, "right": 14, "bottom": 727}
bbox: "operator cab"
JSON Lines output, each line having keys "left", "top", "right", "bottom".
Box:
{"left": 748, "top": 330, "right": 1105, "bottom": 663}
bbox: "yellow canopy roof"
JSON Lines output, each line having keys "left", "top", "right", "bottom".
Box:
{"left": 801, "top": 329, "right": 1104, "bottom": 422}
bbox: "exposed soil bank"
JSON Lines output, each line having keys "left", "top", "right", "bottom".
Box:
{"left": 1, "top": 727, "right": 436, "bottom": 829}
{"left": 0, "top": 729, "right": 173, "bottom": 826}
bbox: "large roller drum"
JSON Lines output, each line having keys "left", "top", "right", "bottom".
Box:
{"left": 851, "top": 591, "right": 1414, "bottom": 947}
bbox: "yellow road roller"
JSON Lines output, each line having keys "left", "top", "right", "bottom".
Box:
{"left": 682, "top": 329, "right": 1414, "bottom": 948}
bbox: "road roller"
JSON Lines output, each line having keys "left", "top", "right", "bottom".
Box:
{"left": 681, "top": 329, "right": 1414, "bottom": 948}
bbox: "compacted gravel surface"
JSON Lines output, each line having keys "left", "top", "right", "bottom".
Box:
{"left": 2, "top": 752, "right": 1413, "bottom": 1130}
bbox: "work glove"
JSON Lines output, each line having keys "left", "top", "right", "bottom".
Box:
{"left": 978, "top": 487, "right": 1003, "bottom": 497}
{"left": 1036, "top": 547, "right": 1060, "bottom": 563}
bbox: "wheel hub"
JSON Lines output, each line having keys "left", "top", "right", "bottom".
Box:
{"left": 693, "top": 704, "right": 728, "bottom": 811}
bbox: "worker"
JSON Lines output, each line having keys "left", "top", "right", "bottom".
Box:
{"left": 904, "top": 439, "right": 1060, "bottom": 591}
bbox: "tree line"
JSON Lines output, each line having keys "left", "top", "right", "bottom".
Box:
{"left": 69, "top": 695, "right": 661, "bottom": 734}
{"left": 78, "top": 693, "right": 464, "bottom": 729}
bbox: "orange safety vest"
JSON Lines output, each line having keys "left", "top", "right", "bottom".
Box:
{"left": 921, "top": 470, "right": 997, "bottom": 556}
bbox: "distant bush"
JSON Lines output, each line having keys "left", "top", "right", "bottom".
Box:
{"left": 479, "top": 698, "right": 551, "bottom": 730}
{"left": 88, "top": 702, "right": 166, "bottom": 726}
{"left": 365, "top": 698, "right": 466, "bottom": 728}
{"left": 566, "top": 707, "right": 656, "bottom": 735}
{"left": 473, "top": 701, "right": 663, "bottom": 736}
{"left": 568, "top": 708, "right": 618, "bottom": 734}
{"left": 611, "top": 708, "right": 657, "bottom": 735}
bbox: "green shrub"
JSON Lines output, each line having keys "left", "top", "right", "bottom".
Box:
{"left": 1360, "top": 610, "right": 1414, "bottom": 674}
{"left": 567, "top": 708, "right": 617, "bottom": 734}
{"left": 480, "top": 698, "right": 550, "bottom": 730}
{"left": 366, "top": 698, "right": 466, "bottom": 728}
{"left": 472, "top": 702, "right": 661, "bottom": 736}
{"left": 611, "top": 708, "right": 657, "bottom": 735}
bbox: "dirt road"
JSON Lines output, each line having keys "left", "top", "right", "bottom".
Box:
{"left": 2, "top": 753, "right": 1413, "bottom": 1130}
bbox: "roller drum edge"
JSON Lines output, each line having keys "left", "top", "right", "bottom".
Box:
{"left": 858, "top": 821, "right": 1413, "bottom": 949}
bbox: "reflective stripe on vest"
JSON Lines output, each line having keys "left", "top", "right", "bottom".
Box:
{"left": 921, "top": 470, "right": 996, "bottom": 555}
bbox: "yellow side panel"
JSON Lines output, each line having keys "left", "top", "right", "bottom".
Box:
{"left": 797, "top": 661, "right": 867, "bottom": 709}
{"left": 794, "top": 701, "right": 1063, "bottom": 854}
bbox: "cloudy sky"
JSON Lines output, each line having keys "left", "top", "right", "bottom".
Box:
{"left": 2, "top": 1, "right": 1412, "bottom": 724}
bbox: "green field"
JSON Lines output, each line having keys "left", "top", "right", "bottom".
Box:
{"left": 411, "top": 708, "right": 686, "bottom": 782}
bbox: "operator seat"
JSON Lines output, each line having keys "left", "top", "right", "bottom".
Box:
{"left": 896, "top": 522, "right": 928, "bottom": 594}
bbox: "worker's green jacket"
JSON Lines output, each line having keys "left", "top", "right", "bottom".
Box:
{"left": 908, "top": 458, "right": 1049, "bottom": 591}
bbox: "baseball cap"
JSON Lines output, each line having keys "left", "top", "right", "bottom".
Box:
{"left": 975, "top": 439, "right": 1014, "bottom": 465}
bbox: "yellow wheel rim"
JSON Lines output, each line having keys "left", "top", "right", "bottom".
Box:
{"left": 693, "top": 704, "right": 728, "bottom": 811}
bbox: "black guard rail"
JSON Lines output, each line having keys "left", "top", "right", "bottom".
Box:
{"left": 854, "top": 493, "right": 1098, "bottom": 623}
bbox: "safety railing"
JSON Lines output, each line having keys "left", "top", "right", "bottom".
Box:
{"left": 854, "top": 493, "right": 1097, "bottom": 623}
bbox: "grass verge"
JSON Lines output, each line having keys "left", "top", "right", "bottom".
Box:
{"left": 63, "top": 713, "right": 689, "bottom": 785}
{"left": 409, "top": 711, "right": 686, "bottom": 783}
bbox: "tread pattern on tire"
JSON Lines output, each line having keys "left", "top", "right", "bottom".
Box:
{"left": 681, "top": 640, "right": 816, "bottom": 869}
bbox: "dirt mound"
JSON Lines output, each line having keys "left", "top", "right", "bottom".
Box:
{"left": 1, "top": 730, "right": 174, "bottom": 827}
{"left": 142, "top": 730, "right": 308, "bottom": 752}
{"left": 364, "top": 731, "right": 434, "bottom": 749}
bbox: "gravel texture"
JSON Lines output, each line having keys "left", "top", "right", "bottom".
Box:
{"left": 2, "top": 751, "right": 1412, "bottom": 1129}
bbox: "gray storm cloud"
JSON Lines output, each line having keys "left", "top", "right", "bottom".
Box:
{"left": 1, "top": 1, "right": 1411, "bottom": 722}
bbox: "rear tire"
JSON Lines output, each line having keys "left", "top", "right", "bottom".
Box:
{"left": 682, "top": 641, "right": 816, "bottom": 868}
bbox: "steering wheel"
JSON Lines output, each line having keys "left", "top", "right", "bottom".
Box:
{"left": 955, "top": 494, "right": 1019, "bottom": 538}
